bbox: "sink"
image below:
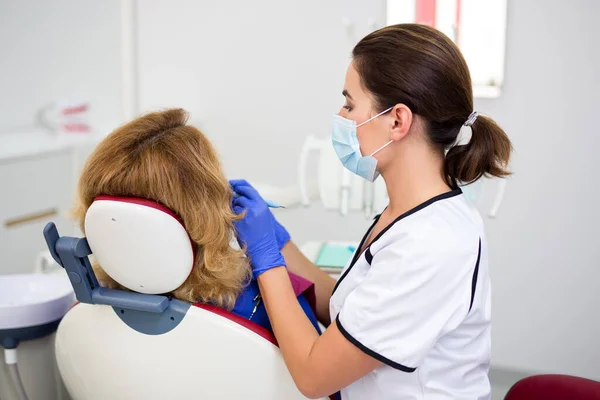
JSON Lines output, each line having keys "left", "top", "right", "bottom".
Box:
{"left": 0, "top": 273, "right": 75, "bottom": 348}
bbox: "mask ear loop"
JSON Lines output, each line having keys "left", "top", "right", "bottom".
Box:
{"left": 360, "top": 107, "right": 395, "bottom": 156}
{"left": 356, "top": 107, "right": 393, "bottom": 128}
{"left": 370, "top": 140, "right": 393, "bottom": 156}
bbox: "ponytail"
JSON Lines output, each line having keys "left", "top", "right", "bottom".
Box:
{"left": 445, "top": 115, "right": 512, "bottom": 186}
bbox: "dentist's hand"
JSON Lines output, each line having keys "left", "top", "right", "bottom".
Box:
{"left": 231, "top": 180, "right": 286, "bottom": 279}
{"left": 270, "top": 212, "right": 291, "bottom": 250}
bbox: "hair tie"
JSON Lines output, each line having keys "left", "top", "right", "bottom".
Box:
{"left": 464, "top": 111, "right": 478, "bottom": 127}
{"left": 451, "top": 111, "right": 478, "bottom": 148}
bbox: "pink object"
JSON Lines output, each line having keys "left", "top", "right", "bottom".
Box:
{"left": 59, "top": 102, "right": 90, "bottom": 133}
{"left": 288, "top": 271, "right": 317, "bottom": 317}
{"left": 62, "top": 104, "right": 88, "bottom": 115}
{"left": 455, "top": 0, "right": 462, "bottom": 44}
{"left": 415, "top": 0, "right": 437, "bottom": 27}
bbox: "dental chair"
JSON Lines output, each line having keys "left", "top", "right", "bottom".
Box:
{"left": 43, "top": 196, "right": 323, "bottom": 400}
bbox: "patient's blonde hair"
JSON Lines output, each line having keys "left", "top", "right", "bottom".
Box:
{"left": 73, "top": 108, "right": 250, "bottom": 309}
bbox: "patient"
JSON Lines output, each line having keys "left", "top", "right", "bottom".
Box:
{"left": 73, "top": 108, "right": 319, "bottom": 333}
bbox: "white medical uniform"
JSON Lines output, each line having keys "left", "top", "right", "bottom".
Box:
{"left": 329, "top": 189, "right": 491, "bottom": 400}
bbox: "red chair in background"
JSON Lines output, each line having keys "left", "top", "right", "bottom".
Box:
{"left": 505, "top": 374, "right": 600, "bottom": 400}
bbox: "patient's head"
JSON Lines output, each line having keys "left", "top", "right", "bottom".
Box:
{"left": 74, "top": 108, "right": 250, "bottom": 309}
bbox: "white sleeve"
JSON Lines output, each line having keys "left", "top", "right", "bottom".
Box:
{"left": 336, "top": 235, "right": 479, "bottom": 371}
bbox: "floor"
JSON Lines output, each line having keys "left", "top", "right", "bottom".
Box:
{"left": 492, "top": 382, "right": 512, "bottom": 399}
{"left": 490, "top": 367, "right": 529, "bottom": 399}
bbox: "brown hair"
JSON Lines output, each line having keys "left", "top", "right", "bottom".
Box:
{"left": 352, "top": 24, "right": 512, "bottom": 186}
{"left": 73, "top": 108, "right": 250, "bottom": 309}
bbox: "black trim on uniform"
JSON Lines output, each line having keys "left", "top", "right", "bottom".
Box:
{"left": 331, "top": 188, "right": 463, "bottom": 295}
{"left": 367, "top": 188, "right": 463, "bottom": 247}
{"left": 469, "top": 238, "right": 482, "bottom": 313}
{"left": 336, "top": 316, "right": 417, "bottom": 373}
{"left": 365, "top": 248, "right": 373, "bottom": 265}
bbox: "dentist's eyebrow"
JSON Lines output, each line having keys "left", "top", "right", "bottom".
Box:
{"left": 342, "top": 89, "right": 353, "bottom": 100}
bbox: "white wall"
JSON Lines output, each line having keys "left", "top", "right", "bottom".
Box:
{"left": 136, "top": 0, "right": 387, "bottom": 240}
{"left": 477, "top": 0, "right": 600, "bottom": 379}
{"left": 0, "top": 0, "right": 123, "bottom": 134}
{"left": 1, "top": 0, "right": 599, "bottom": 389}
{"left": 137, "top": 0, "right": 347, "bottom": 183}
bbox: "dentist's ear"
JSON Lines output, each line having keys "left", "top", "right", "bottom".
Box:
{"left": 390, "top": 104, "right": 413, "bottom": 141}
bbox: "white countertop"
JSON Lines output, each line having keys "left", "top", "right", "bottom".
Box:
{"left": 0, "top": 130, "right": 105, "bottom": 162}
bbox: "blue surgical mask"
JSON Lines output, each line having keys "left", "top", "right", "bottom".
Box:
{"left": 331, "top": 107, "right": 393, "bottom": 182}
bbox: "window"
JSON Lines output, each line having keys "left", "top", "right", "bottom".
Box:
{"left": 386, "top": 0, "right": 508, "bottom": 98}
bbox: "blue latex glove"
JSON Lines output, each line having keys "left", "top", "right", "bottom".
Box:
{"left": 270, "top": 212, "right": 291, "bottom": 250}
{"left": 231, "top": 180, "right": 286, "bottom": 279}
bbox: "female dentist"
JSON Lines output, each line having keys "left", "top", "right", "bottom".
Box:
{"left": 231, "top": 24, "right": 511, "bottom": 399}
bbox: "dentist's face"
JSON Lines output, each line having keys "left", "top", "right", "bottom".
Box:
{"left": 338, "top": 62, "right": 392, "bottom": 157}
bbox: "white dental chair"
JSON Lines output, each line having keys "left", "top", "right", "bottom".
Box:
{"left": 43, "top": 196, "right": 324, "bottom": 400}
